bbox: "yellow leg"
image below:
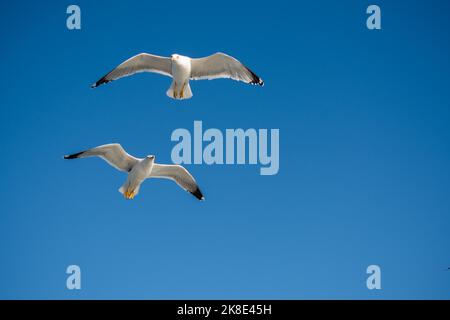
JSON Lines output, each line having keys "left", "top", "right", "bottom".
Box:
{"left": 180, "top": 82, "right": 186, "bottom": 99}
{"left": 173, "top": 83, "right": 178, "bottom": 98}
{"left": 124, "top": 190, "right": 135, "bottom": 200}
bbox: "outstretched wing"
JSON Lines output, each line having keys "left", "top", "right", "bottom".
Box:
{"left": 190, "top": 52, "right": 264, "bottom": 86}
{"left": 91, "top": 53, "right": 172, "bottom": 88}
{"left": 64, "top": 143, "right": 139, "bottom": 172}
{"left": 149, "top": 164, "right": 204, "bottom": 200}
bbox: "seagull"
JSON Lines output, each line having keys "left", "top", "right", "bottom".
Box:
{"left": 91, "top": 52, "right": 264, "bottom": 99}
{"left": 64, "top": 143, "right": 204, "bottom": 201}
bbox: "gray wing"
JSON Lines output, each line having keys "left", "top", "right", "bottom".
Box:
{"left": 190, "top": 52, "right": 264, "bottom": 86}
{"left": 149, "top": 164, "right": 204, "bottom": 200}
{"left": 64, "top": 143, "right": 139, "bottom": 172}
{"left": 92, "top": 53, "right": 172, "bottom": 88}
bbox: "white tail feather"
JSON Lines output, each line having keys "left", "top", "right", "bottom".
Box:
{"left": 166, "top": 81, "right": 193, "bottom": 100}
{"left": 166, "top": 82, "right": 176, "bottom": 99}
{"left": 183, "top": 82, "right": 193, "bottom": 99}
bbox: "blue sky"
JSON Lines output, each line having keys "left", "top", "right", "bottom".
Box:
{"left": 0, "top": 0, "right": 450, "bottom": 299}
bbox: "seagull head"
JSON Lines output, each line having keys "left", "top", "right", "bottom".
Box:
{"left": 146, "top": 155, "right": 155, "bottom": 160}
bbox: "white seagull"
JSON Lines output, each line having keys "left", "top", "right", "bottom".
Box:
{"left": 91, "top": 52, "right": 264, "bottom": 99}
{"left": 64, "top": 143, "right": 204, "bottom": 201}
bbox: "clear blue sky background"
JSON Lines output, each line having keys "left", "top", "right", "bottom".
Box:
{"left": 0, "top": 0, "right": 449, "bottom": 299}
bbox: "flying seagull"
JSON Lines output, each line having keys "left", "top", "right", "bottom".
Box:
{"left": 64, "top": 143, "right": 204, "bottom": 200}
{"left": 91, "top": 52, "right": 264, "bottom": 99}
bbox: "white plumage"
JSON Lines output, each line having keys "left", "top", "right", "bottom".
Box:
{"left": 64, "top": 143, "right": 204, "bottom": 200}
{"left": 91, "top": 52, "right": 264, "bottom": 100}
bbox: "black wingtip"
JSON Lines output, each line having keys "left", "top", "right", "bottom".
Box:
{"left": 64, "top": 151, "right": 84, "bottom": 159}
{"left": 91, "top": 80, "right": 100, "bottom": 88}
{"left": 245, "top": 66, "right": 264, "bottom": 86}
{"left": 91, "top": 77, "right": 110, "bottom": 88}
{"left": 191, "top": 188, "right": 205, "bottom": 201}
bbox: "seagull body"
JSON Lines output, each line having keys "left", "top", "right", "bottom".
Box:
{"left": 91, "top": 52, "right": 264, "bottom": 100}
{"left": 64, "top": 143, "right": 204, "bottom": 200}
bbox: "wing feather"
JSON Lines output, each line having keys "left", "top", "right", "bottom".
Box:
{"left": 92, "top": 53, "right": 172, "bottom": 88}
{"left": 64, "top": 143, "right": 139, "bottom": 172}
{"left": 149, "top": 164, "right": 204, "bottom": 200}
{"left": 190, "top": 52, "right": 263, "bottom": 86}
